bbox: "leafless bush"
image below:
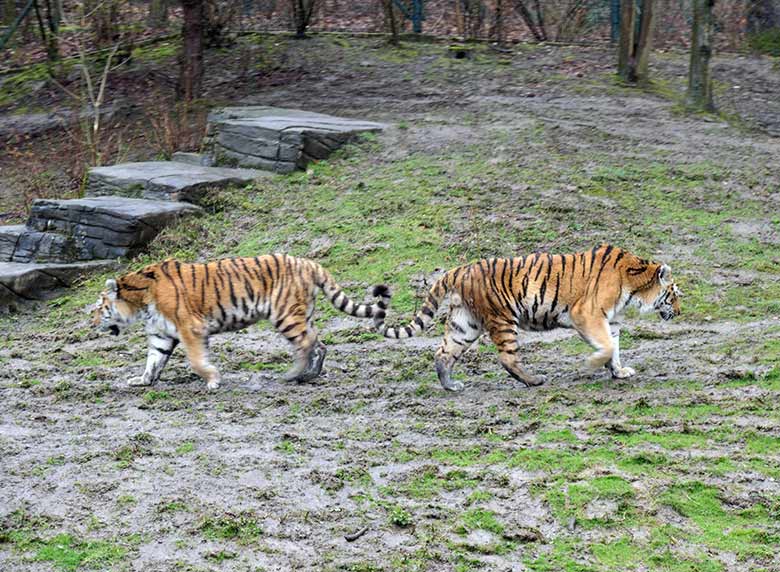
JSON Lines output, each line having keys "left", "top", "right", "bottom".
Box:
{"left": 205, "top": 0, "right": 242, "bottom": 47}
{"left": 147, "top": 99, "right": 209, "bottom": 159}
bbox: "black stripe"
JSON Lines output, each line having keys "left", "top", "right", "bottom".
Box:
{"left": 279, "top": 321, "right": 298, "bottom": 335}
{"left": 404, "top": 326, "right": 413, "bottom": 337}
{"left": 550, "top": 274, "right": 560, "bottom": 313}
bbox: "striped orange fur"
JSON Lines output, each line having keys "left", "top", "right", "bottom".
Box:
{"left": 375, "top": 244, "right": 681, "bottom": 391}
{"left": 92, "top": 254, "right": 391, "bottom": 389}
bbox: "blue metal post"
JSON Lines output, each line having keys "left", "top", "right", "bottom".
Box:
{"left": 412, "top": 0, "right": 423, "bottom": 34}
{"left": 610, "top": 0, "right": 620, "bottom": 43}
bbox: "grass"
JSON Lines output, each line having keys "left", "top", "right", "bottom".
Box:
{"left": 0, "top": 511, "right": 129, "bottom": 571}
{"left": 661, "top": 482, "right": 778, "bottom": 558}
{"left": 198, "top": 512, "right": 263, "bottom": 544}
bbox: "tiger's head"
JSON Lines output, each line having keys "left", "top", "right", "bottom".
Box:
{"left": 91, "top": 279, "right": 141, "bottom": 336}
{"left": 91, "top": 267, "right": 157, "bottom": 335}
{"left": 636, "top": 264, "right": 681, "bottom": 321}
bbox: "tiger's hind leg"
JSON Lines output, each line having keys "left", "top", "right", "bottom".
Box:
{"left": 435, "top": 302, "right": 482, "bottom": 392}
{"left": 606, "top": 325, "right": 636, "bottom": 379}
{"left": 275, "top": 303, "right": 323, "bottom": 383}
{"left": 487, "top": 320, "right": 543, "bottom": 387}
{"left": 179, "top": 328, "right": 221, "bottom": 390}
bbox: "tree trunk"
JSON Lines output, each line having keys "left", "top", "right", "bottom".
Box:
{"left": 3, "top": 0, "right": 16, "bottom": 26}
{"left": 148, "top": 0, "right": 169, "bottom": 28}
{"left": 494, "top": 0, "right": 504, "bottom": 45}
{"left": 633, "top": 0, "right": 654, "bottom": 83}
{"left": 746, "top": 0, "right": 777, "bottom": 34}
{"left": 291, "top": 0, "right": 316, "bottom": 38}
{"left": 381, "top": 0, "right": 399, "bottom": 45}
{"left": 687, "top": 0, "right": 715, "bottom": 111}
{"left": 617, "top": 0, "right": 654, "bottom": 83}
{"left": 617, "top": 0, "right": 635, "bottom": 80}
{"left": 178, "top": 0, "right": 205, "bottom": 101}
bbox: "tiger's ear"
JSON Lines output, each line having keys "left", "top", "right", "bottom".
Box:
{"left": 105, "top": 279, "right": 118, "bottom": 300}
{"left": 658, "top": 264, "right": 672, "bottom": 286}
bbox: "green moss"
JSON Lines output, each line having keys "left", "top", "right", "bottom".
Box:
{"left": 524, "top": 539, "right": 596, "bottom": 572}
{"left": 131, "top": 41, "right": 179, "bottom": 62}
{"left": 456, "top": 508, "right": 504, "bottom": 536}
{"left": 430, "top": 447, "right": 507, "bottom": 467}
{"left": 545, "top": 475, "right": 635, "bottom": 528}
{"left": 536, "top": 428, "right": 579, "bottom": 444}
{"left": 0, "top": 512, "right": 128, "bottom": 572}
{"left": 591, "top": 537, "right": 641, "bottom": 569}
{"left": 33, "top": 534, "right": 127, "bottom": 571}
{"left": 404, "top": 468, "right": 478, "bottom": 499}
{"left": 745, "top": 432, "right": 780, "bottom": 455}
{"left": 747, "top": 29, "right": 780, "bottom": 56}
{"left": 198, "top": 512, "right": 263, "bottom": 543}
{"left": 508, "top": 448, "right": 589, "bottom": 476}
{"left": 662, "top": 481, "right": 777, "bottom": 558}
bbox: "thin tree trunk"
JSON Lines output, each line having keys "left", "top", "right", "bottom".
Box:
{"left": 148, "top": 0, "right": 169, "bottom": 28}
{"left": 291, "top": 0, "right": 316, "bottom": 38}
{"left": 3, "top": 0, "right": 17, "bottom": 26}
{"left": 687, "top": 0, "right": 715, "bottom": 111}
{"left": 617, "top": 0, "right": 635, "bottom": 80}
{"left": 455, "top": 0, "right": 464, "bottom": 36}
{"left": 511, "top": 0, "right": 544, "bottom": 41}
{"left": 494, "top": 0, "right": 504, "bottom": 45}
{"left": 381, "top": 0, "right": 399, "bottom": 45}
{"left": 532, "top": 0, "right": 547, "bottom": 41}
{"left": 633, "top": 0, "right": 654, "bottom": 83}
{"left": 178, "top": 0, "right": 205, "bottom": 101}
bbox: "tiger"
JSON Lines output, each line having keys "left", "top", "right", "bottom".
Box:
{"left": 92, "top": 255, "right": 391, "bottom": 390}
{"left": 374, "top": 244, "right": 681, "bottom": 392}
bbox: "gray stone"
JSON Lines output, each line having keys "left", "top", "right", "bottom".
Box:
{"left": 0, "top": 260, "right": 118, "bottom": 310}
{"left": 205, "top": 106, "right": 386, "bottom": 173}
{"left": 24, "top": 197, "right": 202, "bottom": 261}
{"left": 0, "top": 225, "right": 25, "bottom": 262}
{"left": 170, "top": 152, "right": 214, "bottom": 167}
{"left": 86, "top": 161, "right": 267, "bottom": 202}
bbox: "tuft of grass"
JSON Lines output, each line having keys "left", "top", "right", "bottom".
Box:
{"left": 456, "top": 508, "right": 504, "bottom": 536}
{"left": 387, "top": 505, "right": 413, "bottom": 527}
{"left": 198, "top": 512, "right": 263, "bottom": 544}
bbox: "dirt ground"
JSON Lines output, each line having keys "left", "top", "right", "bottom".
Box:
{"left": 1, "top": 37, "right": 780, "bottom": 571}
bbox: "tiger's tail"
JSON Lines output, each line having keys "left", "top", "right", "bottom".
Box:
{"left": 315, "top": 265, "right": 391, "bottom": 321}
{"left": 374, "top": 270, "right": 455, "bottom": 339}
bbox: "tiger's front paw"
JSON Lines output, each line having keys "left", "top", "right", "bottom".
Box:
{"left": 206, "top": 377, "right": 221, "bottom": 390}
{"left": 611, "top": 366, "right": 636, "bottom": 379}
{"left": 128, "top": 376, "right": 152, "bottom": 387}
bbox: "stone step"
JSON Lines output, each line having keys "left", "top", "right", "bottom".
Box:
{"left": 205, "top": 106, "right": 386, "bottom": 173}
{"left": 86, "top": 161, "right": 268, "bottom": 202}
{"left": 19, "top": 197, "right": 202, "bottom": 262}
{"left": 0, "top": 260, "right": 118, "bottom": 310}
{"left": 0, "top": 225, "right": 25, "bottom": 262}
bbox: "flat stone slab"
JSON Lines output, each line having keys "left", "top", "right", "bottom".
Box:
{"left": 205, "top": 106, "right": 386, "bottom": 173}
{"left": 21, "top": 197, "right": 202, "bottom": 262}
{"left": 0, "top": 225, "right": 25, "bottom": 262}
{"left": 0, "top": 260, "right": 117, "bottom": 310}
{"left": 86, "top": 161, "right": 267, "bottom": 202}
